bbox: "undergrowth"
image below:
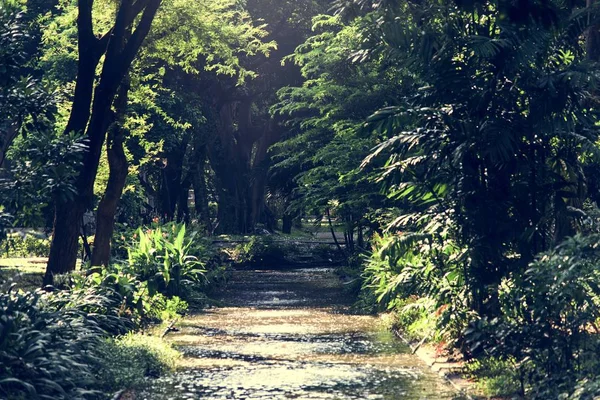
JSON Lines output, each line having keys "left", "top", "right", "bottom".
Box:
{"left": 0, "top": 222, "right": 227, "bottom": 399}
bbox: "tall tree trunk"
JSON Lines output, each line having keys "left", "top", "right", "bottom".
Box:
{"left": 588, "top": 0, "right": 600, "bottom": 62}
{"left": 91, "top": 79, "right": 130, "bottom": 267}
{"left": 357, "top": 225, "right": 364, "bottom": 249}
{"left": 326, "top": 208, "right": 346, "bottom": 259}
{"left": 45, "top": 0, "right": 162, "bottom": 284}
{"left": 0, "top": 122, "right": 20, "bottom": 168}
{"left": 44, "top": 202, "right": 83, "bottom": 285}
{"left": 176, "top": 178, "right": 191, "bottom": 223}
{"left": 249, "top": 119, "right": 281, "bottom": 229}
{"left": 159, "top": 136, "right": 189, "bottom": 221}
{"left": 282, "top": 214, "right": 293, "bottom": 234}
{"left": 191, "top": 146, "right": 211, "bottom": 232}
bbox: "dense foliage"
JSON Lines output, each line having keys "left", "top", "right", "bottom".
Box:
{"left": 3, "top": 0, "right": 600, "bottom": 397}
{"left": 0, "top": 220, "right": 223, "bottom": 398}
{"left": 271, "top": 0, "right": 600, "bottom": 397}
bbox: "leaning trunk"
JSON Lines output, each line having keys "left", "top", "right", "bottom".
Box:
{"left": 91, "top": 80, "right": 130, "bottom": 267}
{"left": 46, "top": 77, "right": 117, "bottom": 280}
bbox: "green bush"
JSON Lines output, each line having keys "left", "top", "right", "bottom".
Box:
{"left": 566, "top": 378, "right": 600, "bottom": 400}
{"left": 362, "top": 233, "right": 473, "bottom": 345}
{"left": 66, "top": 265, "right": 189, "bottom": 325}
{"left": 463, "top": 357, "right": 522, "bottom": 398}
{"left": 0, "top": 286, "right": 117, "bottom": 399}
{"left": 0, "top": 278, "right": 182, "bottom": 399}
{"left": 465, "top": 234, "right": 600, "bottom": 398}
{"left": 0, "top": 233, "right": 50, "bottom": 258}
{"left": 127, "top": 223, "right": 205, "bottom": 297}
{"left": 395, "top": 297, "right": 440, "bottom": 342}
{"left": 235, "top": 236, "right": 286, "bottom": 266}
{"left": 112, "top": 222, "right": 227, "bottom": 298}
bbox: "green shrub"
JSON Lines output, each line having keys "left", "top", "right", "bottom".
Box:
{"left": 235, "top": 236, "right": 286, "bottom": 266}
{"left": 362, "top": 233, "right": 473, "bottom": 345}
{"left": 464, "top": 357, "right": 522, "bottom": 397}
{"left": 465, "top": 234, "right": 600, "bottom": 398}
{"left": 0, "top": 286, "right": 115, "bottom": 399}
{"left": 0, "top": 278, "right": 182, "bottom": 399}
{"left": 396, "top": 297, "right": 439, "bottom": 342}
{"left": 127, "top": 223, "right": 205, "bottom": 297}
{"left": 0, "top": 233, "right": 50, "bottom": 258}
{"left": 66, "top": 265, "right": 189, "bottom": 325}
{"left": 113, "top": 222, "right": 226, "bottom": 298}
{"left": 150, "top": 293, "right": 188, "bottom": 321}
{"left": 566, "top": 378, "right": 600, "bottom": 400}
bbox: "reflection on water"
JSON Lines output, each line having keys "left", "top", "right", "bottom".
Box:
{"left": 139, "top": 268, "right": 463, "bottom": 399}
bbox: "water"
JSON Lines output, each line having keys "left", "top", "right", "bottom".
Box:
{"left": 139, "top": 267, "right": 464, "bottom": 399}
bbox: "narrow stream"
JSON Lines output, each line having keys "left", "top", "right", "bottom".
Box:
{"left": 139, "top": 267, "right": 464, "bottom": 399}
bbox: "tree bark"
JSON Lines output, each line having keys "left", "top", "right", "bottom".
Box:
{"left": 91, "top": 79, "right": 130, "bottom": 267}
{"left": 159, "top": 135, "right": 190, "bottom": 221}
{"left": 0, "top": 122, "right": 20, "bottom": 168}
{"left": 282, "top": 214, "right": 292, "bottom": 234}
{"left": 326, "top": 208, "right": 346, "bottom": 259}
{"left": 44, "top": 201, "right": 83, "bottom": 285}
{"left": 176, "top": 178, "right": 191, "bottom": 223}
{"left": 588, "top": 0, "right": 600, "bottom": 62}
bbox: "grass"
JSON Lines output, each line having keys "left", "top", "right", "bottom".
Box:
{"left": 95, "top": 332, "right": 181, "bottom": 391}
{"left": 0, "top": 257, "right": 46, "bottom": 291}
{"left": 0, "top": 257, "right": 84, "bottom": 291}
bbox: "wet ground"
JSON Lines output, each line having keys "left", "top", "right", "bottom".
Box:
{"left": 139, "top": 267, "right": 464, "bottom": 399}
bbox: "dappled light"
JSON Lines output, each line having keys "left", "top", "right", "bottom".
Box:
{"left": 2, "top": 0, "right": 600, "bottom": 398}
{"left": 138, "top": 268, "right": 459, "bottom": 399}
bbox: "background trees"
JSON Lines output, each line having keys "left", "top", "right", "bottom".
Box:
{"left": 272, "top": 0, "right": 600, "bottom": 395}
{"left": 0, "top": 3, "right": 53, "bottom": 168}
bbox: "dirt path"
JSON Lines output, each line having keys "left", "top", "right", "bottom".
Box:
{"left": 138, "top": 267, "right": 465, "bottom": 399}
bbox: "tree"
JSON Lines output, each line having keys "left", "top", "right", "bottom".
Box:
{"left": 90, "top": 78, "right": 130, "bottom": 266}
{"left": 196, "top": 0, "right": 326, "bottom": 234}
{"left": 271, "top": 14, "right": 392, "bottom": 246}
{"left": 349, "top": 0, "right": 600, "bottom": 315}
{"left": 90, "top": 0, "right": 277, "bottom": 264}
{"left": 45, "top": 0, "right": 162, "bottom": 283}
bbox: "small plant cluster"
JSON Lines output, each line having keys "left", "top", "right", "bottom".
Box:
{"left": 466, "top": 234, "right": 600, "bottom": 398}
{"left": 234, "top": 236, "right": 286, "bottom": 267}
{"left": 364, "top": 232, "right": 472, "bottom": 344}
{"left": 0, "top": 233, "right": 50, "bottom": 258}
{"left": 112, "top": 221, "right": 229, "bottom": 302}
{"left": 0, "top": 283, "right": 179, "bottom": 400}
{"left": 126, "top": 223, "right": 206, "bottom": 298}
{"left": 362, "top": 232, "right": 600, "bottom": 398}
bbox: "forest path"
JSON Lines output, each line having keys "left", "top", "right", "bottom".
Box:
{"left": 138, "top": 267, "right": 464, "bottom": 399}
